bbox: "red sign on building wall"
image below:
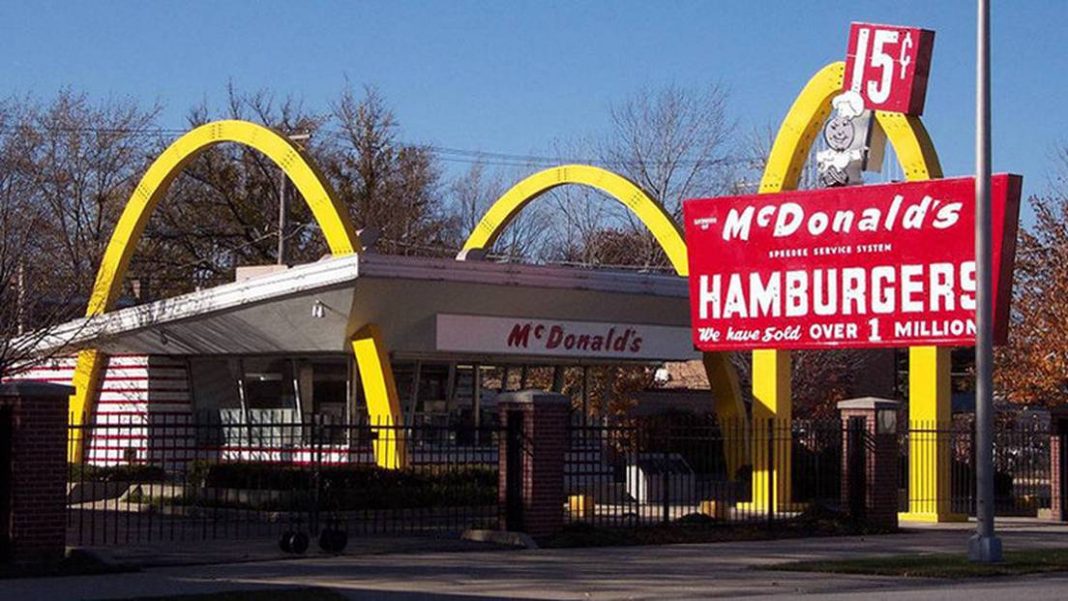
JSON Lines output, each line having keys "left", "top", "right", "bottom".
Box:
{"left": 683, "top": 175, "right": 1022, "bottom": 352}
{"left": 844, "top": 22, "right": 935, "bottom": 115}
{"left": 435, "top": 314, "right": 697, "bottom": 360}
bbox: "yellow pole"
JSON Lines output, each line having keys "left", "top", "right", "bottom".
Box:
{"left": 743, "top": 63, "right": 846, "bottom": 511}
{"left": 750, "top": 350, "right": 792, "bottom": 509}
{"left": 902, "top": 347, "right": 963, "bottom": 522}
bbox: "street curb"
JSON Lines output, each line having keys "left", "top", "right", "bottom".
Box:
{"left": 462, "top": 529, "right": 538, "bottom": 549}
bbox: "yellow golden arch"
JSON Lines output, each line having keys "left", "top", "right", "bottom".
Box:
{"left": 69, "top": 120, "right": 406, "bottom": 468}
{"left": 461, "top": 165, "right": 689, "bottom": 275}
{"left": 752, "top": 61, "right": 953, "bottom": 521}
{"left": 458, "top": 164, "right": 746, "bottom": 464}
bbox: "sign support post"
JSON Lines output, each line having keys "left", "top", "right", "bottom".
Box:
{"left": 969, "top": 0, "right": 1002, "bottom": 563}
{"left": 751, "top": 350, "right": 792, "bottom": 511}
{"left": 906, "top": 346, "right": 956, "bottom": 521}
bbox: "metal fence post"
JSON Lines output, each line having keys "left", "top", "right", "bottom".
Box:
{"left": 970, "top": 418, "right": 978, "bottom": 516}
{"left": 767, "top": 418, "right": 775, "bottom": 527}
{"left": 662, "top": 466, "right": 671, "bottom": 524}
{"left": 313, "top": 413, "right": 323, "bottom": 536}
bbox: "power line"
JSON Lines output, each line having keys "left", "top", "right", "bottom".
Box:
{"left": 0, "top": 122, "right": 762, "bottom": 170}
{"left": 0, "top": 124, "right": 187, "bottom": 136}
{"left": 315, "top": 129, "right": 758, "bottom": 168}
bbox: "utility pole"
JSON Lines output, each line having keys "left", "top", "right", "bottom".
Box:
{"left": 969, "top": 0, "right": 1002, "bottom": 563}
{"left": 277, "top": 132, "right": 311, "bottom": 265}
{"left": 277, "top": 168, "right": 287, "bottom": 265}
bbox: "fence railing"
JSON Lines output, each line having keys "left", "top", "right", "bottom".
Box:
{"left": 67, "top": 412, "right": 500, "bottom": 547}
{"left": 899, "top": 419, "right": 1051, "bottom": 517}
{"left": 564, "top": 417, "right": 847, "bottom": 527}
{"left": 66, "top": 410, "right": 1058, "bottom": 547}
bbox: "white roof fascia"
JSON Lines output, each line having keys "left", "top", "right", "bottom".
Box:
{"left": 28, "top": 254, "right": 360, "bottom": 354}
{"left": 28, "top": 253, "right": 688, "bottom": 354}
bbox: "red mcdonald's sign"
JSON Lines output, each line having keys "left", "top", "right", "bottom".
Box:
{"left": 683, "top": 175, "right": 1022, "bottom": 351}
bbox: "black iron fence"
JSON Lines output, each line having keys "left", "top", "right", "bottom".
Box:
{"left": 899, "top": 419, "right": 1051, "bottom": 517}
{"left": 66, "top": 410, "right": 1059, "bottom": 548}
{"left": 0, "top": 405, "right": 12, "bottom": 560}
{"left": 564, "top": 417, "right": 847, "bottom": 527}
{"left": 67, "top": 412, "right": 499, "bottom": 547}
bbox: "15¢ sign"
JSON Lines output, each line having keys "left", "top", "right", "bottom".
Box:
{"left": 844, "top": 22, "right": 935, "bottom": 115}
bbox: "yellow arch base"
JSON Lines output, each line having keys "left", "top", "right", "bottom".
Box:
{"left": 352, "top": 325, "right": 408, "bottom": 469}
{"left": 742, "top": 62, "right": 949, "bottom": 515}
{"left": 70, "top": 120, "right": 405, "bottom": 471}
{"left": 702, "top": 352, "right": 747, "bottom": 478}
{"left": 902, "top": 346, "right": 963, "bottom": 522}
{"left": 459, "top": 164, "right": 747, "bottom": 457}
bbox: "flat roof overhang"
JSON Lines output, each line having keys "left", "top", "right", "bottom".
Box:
{"left": 37, "top": 254, "right": 697, "bottom": 363}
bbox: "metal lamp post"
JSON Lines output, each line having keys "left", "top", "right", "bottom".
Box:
{"left": 968, "top": 0, "right": 1002, "bottom": 563}
{"left": 278, "top": 132, "right": 311, "bottom": 265}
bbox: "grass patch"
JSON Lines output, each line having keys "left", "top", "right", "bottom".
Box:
{"left": 99, "top": 587, "right": 347, "bottom": 601}
{"left": 772, "top": 548, "right": 1068, "bottom": 578}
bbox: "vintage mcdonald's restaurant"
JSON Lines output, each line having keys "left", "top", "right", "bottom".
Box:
{"left": 1, "top": 21, "right": 1052, "bottom": 563}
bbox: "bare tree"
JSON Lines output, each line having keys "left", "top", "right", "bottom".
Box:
{"left": 15, "top": 91, "right": 162, "bottom": 296}
{"left": 136, "top": 85, "right": 330, "bottom": 297}
{"left": 138, "top": 84, "right": 456, "bottom": 294}
{"left": 603, "top": 82, "right": 735, "bottom": 217}
{"left": 737, "top": 123, "right": 823, "bottom": 194}
{"left": 0, "top": 99, "right": 95, "bottom": 375}
{"left": 452, "top": 161, "right": 498, "bottom": 240}
{"left": 543, "top": 139, "right": 625, "bottom": 266}
{"left": 324, "top": 85, "right": 450, "bottom": 256}
{"left": 538, "top": 83, "right": 737, "bottom": 270}
{"left": 447, "top": 160, "right": 551, "bottom": 259}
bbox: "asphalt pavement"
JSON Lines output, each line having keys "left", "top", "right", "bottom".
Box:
{"left": 3, "top": 518, "right": 1068, "bottom": 600}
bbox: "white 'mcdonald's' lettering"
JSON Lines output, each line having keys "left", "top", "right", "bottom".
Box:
{"left": 718, "top": 191, "right": 962, "bottom": 243}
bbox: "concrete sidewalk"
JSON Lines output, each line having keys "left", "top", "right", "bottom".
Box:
{"left": 3, "top": 519, "right": 1068, "bottom": 600}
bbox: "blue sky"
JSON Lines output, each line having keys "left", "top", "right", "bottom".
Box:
{"left": 3, "top": 1, "right": 1065, "bottom": 208}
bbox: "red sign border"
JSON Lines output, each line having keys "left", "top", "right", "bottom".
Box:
{"left": 682, "top": 174, "right": 1022, "bottom": 352}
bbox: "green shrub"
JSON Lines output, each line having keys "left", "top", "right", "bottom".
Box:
{"left": 68, "top": 463, "right": 167, "bottom": 483}
{"left": 182, "top": 462, "right": 498, "bottom": 510}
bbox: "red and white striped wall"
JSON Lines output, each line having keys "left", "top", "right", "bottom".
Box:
{"left": 8, "top": 355, "right": 193, "bottom": 465}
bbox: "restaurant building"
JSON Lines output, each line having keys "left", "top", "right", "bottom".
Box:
{"left": 22, "top": 252, "right": 710, "bottom": 465}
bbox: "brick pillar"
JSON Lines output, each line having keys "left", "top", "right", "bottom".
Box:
{"left": 497, "top": 390, "right": 568, "bottom": 539}
{"left": 1046, "top": 408, "right": 1068, "bottom": 521}
{"left": 0, "top": 382, "right": 71, "bottom": 564}
{"left": 838, "top": 397, "right": 900, "bottom": 531}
